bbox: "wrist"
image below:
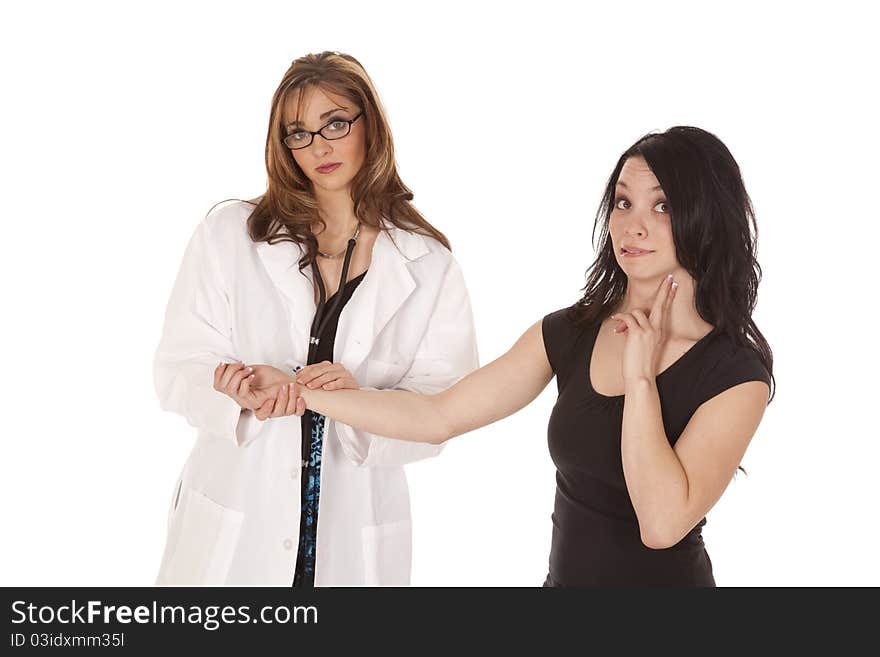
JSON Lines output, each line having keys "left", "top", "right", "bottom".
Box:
{"left": 296, "top": 382, "right": 314, "bottom": 405}
{"left": 624, "top": 375, "right": 655, "bottom": 393}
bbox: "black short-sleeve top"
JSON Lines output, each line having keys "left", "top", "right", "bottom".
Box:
{"left": 541, "top": 305, "right": 771, "bottom": 587}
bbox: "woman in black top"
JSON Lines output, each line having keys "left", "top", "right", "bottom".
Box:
{"left": 248, "top": 126, "right": 774, "bottom": 586}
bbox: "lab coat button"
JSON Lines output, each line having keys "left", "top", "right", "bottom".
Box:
{"left": 290, "top": 467, "right": 298, "bottom": 479}
{"left": 283, "top": 539, "right": 293, "bottom": 550}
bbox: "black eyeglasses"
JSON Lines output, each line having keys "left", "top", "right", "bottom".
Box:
{"left": 283, "top": 112, "right": 363, "bottom": 150}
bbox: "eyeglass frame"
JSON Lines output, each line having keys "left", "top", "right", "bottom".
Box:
{"left": 282, "top": 111, "right": 364, "bottom": 150}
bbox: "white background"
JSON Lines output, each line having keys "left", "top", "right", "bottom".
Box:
{"left": 2, "top": 0, "right": 877, "bottom": 586}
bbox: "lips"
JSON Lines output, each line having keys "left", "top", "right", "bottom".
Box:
{"left": 620, "top": 245, "right": 655, "bottom": 257}
{"left": 316, "top": 162, "right": 342, "bottom": 174}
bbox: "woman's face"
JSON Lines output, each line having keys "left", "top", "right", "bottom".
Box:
{"left": 282, "top": 86, "right": 366, "bottom": 196}
{"left": 609, "top": 156, "right": 679, "bottom": 281}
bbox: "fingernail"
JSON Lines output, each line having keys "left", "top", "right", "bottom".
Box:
{"left": 667, "top": 274, "right": 673, "bottom": 281}
{"left": 671, "top": 281, "right": 678, "bottom": 289}
{"left": 249, "top": 374, "right": 255, "bottom": 379}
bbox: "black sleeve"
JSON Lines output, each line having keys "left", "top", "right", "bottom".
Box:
{"left": 693, "top": 341, "right": 771, "bottom": 409}
{"left": 541, "top": 306, "right": 581, "bottom": 383}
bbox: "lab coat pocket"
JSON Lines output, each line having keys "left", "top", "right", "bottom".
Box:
{"left": 166, "top": 475, "right": 184, "bottom": 534}
{"left": 361, "top": 520, "right": 412, "bottom": 586}
{"left": 161, "top": 489, "right": 244, "bottom": 585}
{"left": 365, "top": 358, "right": 408, "bottom": 389}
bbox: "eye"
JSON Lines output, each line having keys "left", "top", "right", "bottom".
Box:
{"left": 323, "top": 119, "right": 349, "bottom": 135}
{"left": 653, "top": 200, "right": 670, "bottom": 213}
{"left": 614, "top": 197, "right": 630, "bottom": 210}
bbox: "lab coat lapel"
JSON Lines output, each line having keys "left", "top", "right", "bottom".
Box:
{"left": 254, "top": 233, "right": 316, "bottom": 364}
{"left": 336, "top": 228, "right": 427, "bottom": 375}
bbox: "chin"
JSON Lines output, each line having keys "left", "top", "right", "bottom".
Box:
{"left": 313, "top": 179, "right": 353, "bottom": 194}
{"left": 617, "top": 263, "right": 664, "bottom": 282}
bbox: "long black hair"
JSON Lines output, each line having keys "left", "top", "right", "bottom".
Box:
{"left": 570, "top": 126, "right": 774, "bottom": 400}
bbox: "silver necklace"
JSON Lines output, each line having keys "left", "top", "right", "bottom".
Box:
{"left": 317, "top": 222, "right": 361, "bottom": 259}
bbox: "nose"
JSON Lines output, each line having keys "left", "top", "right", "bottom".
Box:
{"left": 622, "top": 213, "right": 647, "bottom": 239}
{"left": 309, "top": 133, "right": 332, "bottom": 158}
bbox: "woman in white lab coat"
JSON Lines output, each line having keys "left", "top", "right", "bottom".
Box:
{"left": 153, "top": 51, "right": 478, "bottom": 586}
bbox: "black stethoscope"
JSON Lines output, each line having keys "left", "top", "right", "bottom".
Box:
{"left": 299, "top": 225, "right": 359, "bottom": 468}
{"left": 293, "top": 225, "right": 359, "bottom": 588}
{"left": 295, "top": 223, "right": 360, "bottom": 471}
{"left": 306, "top": 226, "right": 359, "bottom": 367}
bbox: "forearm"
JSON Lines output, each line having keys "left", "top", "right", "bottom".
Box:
{"left": 300, "top": 386, "right": 451, "bottom": 444}
{"left": 621, "top": 377, "right": 690, "bottom": 547}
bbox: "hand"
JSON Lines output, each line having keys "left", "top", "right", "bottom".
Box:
{"left": 213, "top": 361, "right": 274, "bottom": 410}
{"left": 254, "top": 381, "right": 308, "bottom": 421}
{"left": 610, "top": 274, "right": 678, "bottom": 384}
{"left": 243, "top": 363, "right": 304, "bottom": 421}
{"left": 294, "top": 360, "right": 360, "bottom": 391}
{"left": 246, "top": 364, "right": 296, "bottom": 397}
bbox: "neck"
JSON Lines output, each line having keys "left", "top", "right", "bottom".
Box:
{"left": 617, "top": 269, "right": 712, "bottom": 341}
{"left": 313, "top": 188, "right": 359, "bottom": 245}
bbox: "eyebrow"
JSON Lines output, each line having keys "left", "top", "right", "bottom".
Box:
{"left": 616, "top": 180, "right": 663, "bottom": 191}
{"left": 285, "top": 106, "right": 349, "bottom": 129}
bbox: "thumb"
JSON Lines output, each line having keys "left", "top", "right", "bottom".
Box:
{"left": 255, "top": 397, "right": 274, "bottom": 421}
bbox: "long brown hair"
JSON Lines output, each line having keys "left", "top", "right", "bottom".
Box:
{"left": 246, "top": 51, "right": 450, "bottom": 269}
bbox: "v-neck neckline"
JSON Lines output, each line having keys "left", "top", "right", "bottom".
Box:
{"left": 586, "top": 320, "right": 716, "bottom": 400}
{"left": 324, "top": 269, "right": 367, "bottom": 305}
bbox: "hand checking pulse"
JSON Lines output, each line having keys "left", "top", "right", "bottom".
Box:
{"left": 216, "top": 361, "right": 359, "bottom": 421}
{"left": 213, "top": 361, "right": 276, "bottom": 410}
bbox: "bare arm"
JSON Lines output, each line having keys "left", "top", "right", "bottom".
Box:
{"left": 613, "top": 279, "right": 771, "bottom": 549}
{"left": 622, "top": 378, "right": 769, "bottom": 549}
{"left": 299, "top": 320, "right": 554, "bottom": 444}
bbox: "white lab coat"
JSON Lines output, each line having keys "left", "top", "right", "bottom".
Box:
{"left": 153, "top": 200, "right": 478, "bottom": 586}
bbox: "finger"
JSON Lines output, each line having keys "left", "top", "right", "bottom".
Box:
{"left": 649, "top": 275, "right": 673, "bottom": 326}
{"left": 296, "top": 362, "right": 339, "bottom": 386}
{"left": 220, "top": 362, "right": 246, "bottom": 389}
{"left": 225, "top": 365, "right": 253, "bottom": 394}
{"left": 237, "top": 372, "right": 254, "bottom": 397}
{"left": 270, "top": 382, "right": 290, "bottom": 418}
{"left": 293, "top": 363, "right": 322, "bottom": 385}
{"left": 214, "top": 363, "right": 227, "bottom": 390}
{"left": 609, "top": 313, "right": 627, "bottom": 333}
{"left": 284, "top": 383, "right": 298, "bottom": 415}
{"left": 662, "top": 278, "right": 678, "bottom": 330}
{"left": 237, "top": 373, "right": 258, "bottom": 408}
{"left": 631, "top": 309, "right": 651, "bottom": 330}
{"left": 323, "top": 376, "right": 359, "bottom": 390}
{"left": 294, "top": 396, "right": 307, "bottom": 416}
{"left": 305, "top": 370, "right": 344, "bottom": 389}
{"left": 610, "top": 313, "right": 639, "bottom": 334}
{"left": 219, "top": 361, "right": 243, "bottom": 388}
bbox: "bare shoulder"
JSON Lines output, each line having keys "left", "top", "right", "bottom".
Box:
{"left": 695, "top": 379, "right": 769, "bottom": 418}
{"left": 507, "top": 319, "right": 552, "bottom": 371}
